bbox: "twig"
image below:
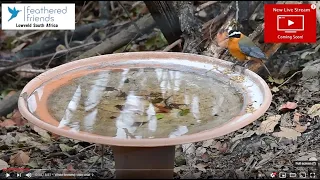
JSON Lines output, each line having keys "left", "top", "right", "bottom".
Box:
{"left": 46, "top": 152, "right": 72, "bottom": 158}
{"left": 64, "top": 31, "right": 71, "bottom": 49}
{"left": 0, "top": 90, "right": 22, "bottom": 117}
{"left": 122, "top": 33, "right": 139, "bottom": 52}
{"left": 84, "top": 155, "right": 101, "bottom": 173}
{"left": 11, "top": 30, "right": 44, "bottom": 44}
{"left": 0, "top": 42, "right": 99, "bottom": 75}
{"left": 196, "top": 1, "right": 217, "bottom": 12}
{"left": 72, "top": 14, "right": 156, "bottom": 60}
{"left": 235, "top": 1, "right": 239, "bottom": 23}
{"left": 13, "top": 68, "right": 47, "bottom": 73}
{"left": 101, "top": 145, "right": 105, "bottom": 169}
{"left": 163, "top": 38, "right": 182, "bottom": 52}
{"left": 278, "top": 70, "right": 302, "bottom": 88}
{"left": 78, "top": 144, "right": 96, "bottom": 153}
{"left": 118, "top": 1, "right": 142, "bottom": 36}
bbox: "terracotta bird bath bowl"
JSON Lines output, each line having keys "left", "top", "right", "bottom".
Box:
{"left": 18, "top": 52, "right": 271, "bottom": 179}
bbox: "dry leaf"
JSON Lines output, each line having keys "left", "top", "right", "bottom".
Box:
{"left": 56, "top": 44, "right": 67, "bottom": 52}
{"left": 11, "top": 42, "right": 28, "bottom": 53}
{"left": 307, "top": 104, "right": 320, "bottom": 118}
{"left": 0, "top": 119, "right": 16, "bottom": 127}
{"left": 11, "top": 110, "right": 28, "bottom": 126}
{"left": 272, "top": 127, "right": 301, "bottom": 140}
{"left": 279, "top": 102, "right": 298, "bottom": 111}
{"left": 33, "top": 126, "right": 51, "bottom": 140}
{"left": 271, "top": 86, "right": 280, "bottom": 93}
{"left": 294, "top": 124, "right": 308, "bottom": 133}
{"left": 0, "top": 159, "right": 9, "bottom": 169}
{"left": 293, "top": 113, "right": 302, "bottom": 124}
{"left": 15, "top": 64, "right": 36, "bottom": 78}
{"left": 9, "top": 151, "right": 30, "bottom": 166}
{"left": 217, "top": 142, "right": 228, "bottom": 153}
{"left": 231, "top": 130, "right": 255, "bottom": 142}
{"left": 216, "top": 30, "right": 228, "bottom": 48}
{"left": 256, "top": 115, "right": 281, "bottom": 135}
{"left": 194, "top": 163, "right": 208, "bottom": 172}
{"left": 59, "top": 144, "right": 73, "bottom": 152}
{"left": 202, "top": 139, "right": 214, "bottom": 147}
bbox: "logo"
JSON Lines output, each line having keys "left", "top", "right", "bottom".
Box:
{"left": 7, "top": 7, "right": 21, "bottom": 22}
{"left": 299, "top": 172, "right": 307, "bottom": 178}
{"left": 310, "top": 172, "right": 316, "bottom": 178}
{"left": 1, "top": 3, "right": 75, "bottom": 30}
{"left": 289, "top": 172, "right": 297, "bottom": 178}
{"left": 264, "top": 4, "right": 317, "bottom": 43}
{"left": 277, "top": 15, "right": 304, "bottom": 33}
{"left": 279, "top": 172, "right": 286, "bottom": 178}
{"left": 270, "top": 172, "right": 277, "bottom": 178}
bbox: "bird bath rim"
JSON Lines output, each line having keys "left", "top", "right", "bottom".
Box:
{"left": 18, "top": 52, "right": 272, "bottom": 147}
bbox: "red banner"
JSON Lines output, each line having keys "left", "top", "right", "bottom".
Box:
{"left": 264, "top": 4, "right": 317, "bottom": 43}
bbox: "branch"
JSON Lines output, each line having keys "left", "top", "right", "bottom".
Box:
{"left": 72, "top": 14, "right": 156, "bottom": 61}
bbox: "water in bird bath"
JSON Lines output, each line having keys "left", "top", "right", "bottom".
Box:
{"left": 27, "top": 67, "right": 243, "bottom": 139}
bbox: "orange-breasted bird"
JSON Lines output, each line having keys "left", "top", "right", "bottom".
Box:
{"left": 226, "top": 29, "right": 271, "bottom": 75}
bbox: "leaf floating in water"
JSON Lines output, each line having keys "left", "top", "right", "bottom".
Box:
{"left": 245, "top": 105, "right": 255, "bottom": 113}
{"left": 179, "top": 109, "right": 190, "bottom": 116}
{"left": 124, "top": 79, "right": 129, "bottom": 83}
{"left": 115, "top": 105, "right": 124, "bottom": 111}
{"left": 105, "top": 87, "right": 117, "bottom": 91}
{"left": 151, "top": 98, "right": 164, "bottom": 104}
{"left": 230, "top": 75, "right": 245, "bottom": 83}
{"left": 154, "top": 104, "right": 171, "bottom": 113}
{"left": 155, "top": 114, "right": 164, "bottom": 120}
{"left": 117, "top": 91, "right": 127, "bottom": 98}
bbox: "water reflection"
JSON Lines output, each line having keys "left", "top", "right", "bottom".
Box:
{"left": 38, "top": 68, "right": 243, "bottom": 139}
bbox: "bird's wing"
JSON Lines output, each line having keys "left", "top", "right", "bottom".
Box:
{"left": 8, "top": 7, "right": 14, "bottom": 14}
{"left": 238, "top": 36, "right": 266, "bottom": 59}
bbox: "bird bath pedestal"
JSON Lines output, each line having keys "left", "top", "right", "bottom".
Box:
{"left": 18, "top": 52, "right": 271, "bottom": 179}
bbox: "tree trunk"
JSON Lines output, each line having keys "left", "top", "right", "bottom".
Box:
{"left": 144, "top": 1, "right": 182, "bottom": 47}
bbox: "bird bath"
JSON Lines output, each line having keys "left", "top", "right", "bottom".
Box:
{"left": 18, "top": 52, "right": 271, "bottom": 179}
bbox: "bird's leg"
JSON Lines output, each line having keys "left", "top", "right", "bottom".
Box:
{"left": 231, "top": 61, "right": 243, "bottom": 71}
{"left": 240, "top": 60, "right": 250, "bottom": 74}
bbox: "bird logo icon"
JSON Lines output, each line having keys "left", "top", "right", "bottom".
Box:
{"left": 8, "top": 6, "right": 21, "bottom": 22}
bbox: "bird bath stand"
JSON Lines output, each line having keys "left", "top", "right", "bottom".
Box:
{"left": 18, "top": 52, "right": 272, "bottom": 179}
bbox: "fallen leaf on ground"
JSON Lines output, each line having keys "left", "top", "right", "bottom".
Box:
{"left": 0, "top": 159, "right": 9, "bottom": 169}
{"left": 279, "top": 102, "right": 297, "bottom": 112}
{"left": 193, "top": 163, "right": 208, "bottom": 172}
{"left": 11, "top": 110, "right": 28, "bottom": 126}
{"left": 272, "top": 127, "right": 301, "bottom": 140}
{"left": 294, "top": 124, "right": 308, "bottom": 133}
{"left": 33, "top": 126, "right": 51, "bottom": 140}
{"left": 0, "top": 119, "right": 16, "bottom": 127}
{"left": 9, "top": 151, "right": 30, "bottom": 166}
{"left": 293, "top": 113, "right": 302, "bottom": 124}
{"left": 202, "top": 139, "right": 215, "bottom": 148}
{"left": 256, "top": 115, "right": 281, "bottom": 135}
{"left": 271, "top": 86, "right": 280, "bottom": 93}
{"left": 307, "top": 104, "right": 320, "bottom": 118}
{"left": 268, "top": 77, "right": 284, "bottom": 84}
{"left": 59, "top": 144, "right": 74, "bottom": 152}
{"left": 280, "top": 113, "right": 293, "bottom": 127}
{"left": 15, "top": 64, "right": 37, "bottom": 78}
{"left": 231, "top": 130, "right": 255, "bottom": 142}
{"left": 11, "top": 42, "right": 29, "bottom": 53}
{"left": 27, "top": 160, "right": 39, "bottom": 168}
